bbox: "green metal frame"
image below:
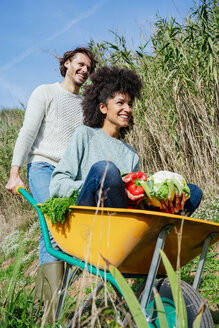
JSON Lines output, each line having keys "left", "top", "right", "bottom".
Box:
{"left": 18, "top": 187, "right": 216, "bottom": 327}
{"left": 18, "top": 188, "right": 177, "bottom": 326}
{"left": 22, "top": 187, "right": 214, "bottom": 327}
{"left": 18, "top": 187, "right": 121, "bottom": 292}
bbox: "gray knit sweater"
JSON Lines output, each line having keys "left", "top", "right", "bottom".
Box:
{"left": 50, "top": 125, "right": 139, "bottom": 197}
{"left": 12, "top": 82, "right": 83, "bottom": 167}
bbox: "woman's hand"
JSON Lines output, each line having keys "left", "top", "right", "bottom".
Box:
{"left": 161, "top": 192, "right": 186, "bottom": 214}
{"left": 123, "top": 174, "right": 144, "bottom": 202}
{"left": 125, "top": 188, "right": 144, "bottom": 202}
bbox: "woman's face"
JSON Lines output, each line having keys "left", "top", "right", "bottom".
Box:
{"left": 100, "top": 92, "right": 133, "bottom": 137}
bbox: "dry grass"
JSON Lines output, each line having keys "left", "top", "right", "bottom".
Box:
{"left": 0, "top": 109, "right": 37, "bottom": 240}
{"left": 0, "top": 3, "right": 218, "bottom": 327}
{"left": 0, "top": 0, "right": 218, "bottom": 263}
{"left": 89, "top": 1, "right": 218, "bottom": 196}
{"left": 1, "top": 2, "right": 219, "bottom": 238}
{"left": 126, "top": 89, "right": 218, "bottom": 194}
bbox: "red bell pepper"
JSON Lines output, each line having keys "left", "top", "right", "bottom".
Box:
{"left": 124, "top": 171, "right": 147, "bottom": 196}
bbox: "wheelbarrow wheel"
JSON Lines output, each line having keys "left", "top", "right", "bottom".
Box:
{"left": 147, "top": 277, "right": 214, "bottom": 328}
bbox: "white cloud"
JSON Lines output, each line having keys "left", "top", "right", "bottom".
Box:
{"left": 0, "top": 77, "right": 25, "bottom": 98}
{"left": 0, "top": 76, "right": 28, "bottom": 107}
{"left": 0, "top": 0, "right": 108, "bottom": 73}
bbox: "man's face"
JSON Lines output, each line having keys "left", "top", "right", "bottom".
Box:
{"left": 64, "top": 53, "right": 91, "bottom": 86}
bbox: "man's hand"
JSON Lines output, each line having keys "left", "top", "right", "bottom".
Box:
{"left": 5, "top": 166, "right": 25, "bottom": 195}
{"left": 161, "top": 192, "right": 186, "bottom": 214}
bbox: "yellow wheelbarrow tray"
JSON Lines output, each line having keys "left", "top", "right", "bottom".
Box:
{"left": 46, "top": 204, "right": 219, "bottom": 275}
{"left": 18, "top": 187, "right": 219, "bottom": 327}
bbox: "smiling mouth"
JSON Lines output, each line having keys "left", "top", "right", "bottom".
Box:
{"left": 77, "top": 72, "right": 87, "bottom": 81}
{"left": 119, "top": 115, "right": 130, "bottom": 120}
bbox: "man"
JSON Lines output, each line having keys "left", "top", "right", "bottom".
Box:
{"left": 5, "top": 48, "right": 97, "bottom": 321}
{"left": 6, "top": 47, "right": 96, "bottom": 200}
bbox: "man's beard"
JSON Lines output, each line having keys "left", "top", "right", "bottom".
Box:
{"left": 74, "top": 79, "right": 84, "bottom": 87}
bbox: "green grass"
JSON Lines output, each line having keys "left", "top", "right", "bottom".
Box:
{"left": 192, "top": 195, "right": 219, "bottom": 223}
{"left": 0, "top": 216, "right": 218, "bottom": 327}
{"left": 181, "top": 246, "right": 219, "bottom": 304}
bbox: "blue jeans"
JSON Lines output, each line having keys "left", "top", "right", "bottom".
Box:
{"left": 77, "top": 161, "right": 202, "bottom": 216}
{"left": 77, "top": 161, "right": 128, "bottom": 208}
{"left": 27, "top": 161, "right": 61, "bottom": 264}
{"left": 180, "top": 183, "right": 202, "bottom": 216}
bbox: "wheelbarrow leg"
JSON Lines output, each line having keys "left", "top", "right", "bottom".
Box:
{"left": 66, "top": 281, "right": 104, "bottom": 328}
{"left": 140, "top": 224, "right": 173, "bottom": 317}
{"left": 55, "top": 264, "right": 82, "bottom": 320}
{"left": 192, "top": 232, "right": 217, "bottom": 290}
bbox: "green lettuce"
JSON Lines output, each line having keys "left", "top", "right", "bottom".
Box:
{"left": 139, "top": 171, "right": 190, "bottom": 208}
{"left": 140, "top": 174, "right": 162, "bottom": 208}
{"left": 171, "top": 173, "right": 191, "bottom": 199}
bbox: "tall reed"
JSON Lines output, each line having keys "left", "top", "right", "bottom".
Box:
{"left": 89, "top": 0, "right": 218, "bottom": 196}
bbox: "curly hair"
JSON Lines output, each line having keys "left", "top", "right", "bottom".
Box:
{"left": 82, "top": 66, "right": 142, "bottom": 138}
{"left": 59, "top": 47, "right": 97, "bottom": 77}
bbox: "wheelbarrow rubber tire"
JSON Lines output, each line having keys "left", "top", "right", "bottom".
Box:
{"left": 151, "top": 277, "right": 214, "bottom": 328}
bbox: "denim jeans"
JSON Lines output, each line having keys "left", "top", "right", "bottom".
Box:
{"left": 77, "top": 160, "right": 128, "bottom": 208}
{"left": 180, "top": 183, "right": 202, "bottom": 216}
{"left": 77, "top": 161, "right": 202, "bottom": 216}
{"left": 27, "top": 161, "right": 61, "bottom": 264}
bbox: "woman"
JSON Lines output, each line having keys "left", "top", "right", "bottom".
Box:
{"left": 50, "top": 66, "right": 202, "bottom": 215}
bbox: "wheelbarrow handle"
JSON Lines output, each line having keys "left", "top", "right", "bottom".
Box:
{"left": 16, "top": 186, "right": 24, "bottom": 194}
{"left": 16, "top": 187, "right": 121, "bottom": 292}
{"left": 16, "top": 186, "right": 38, "bottom": 206}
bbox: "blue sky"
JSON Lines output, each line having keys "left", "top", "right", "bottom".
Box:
{"left": 0, "top": 0, "right": 196, "bottom": 109}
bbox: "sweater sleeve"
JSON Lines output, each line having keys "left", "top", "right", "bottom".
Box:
{"left": 49, "top": 126, "right": 86, "bottom": 197}
{"left": 133, "top": 153, "right": 140, "bottom": 172}
{"left": 11, "top": 85, "right": 47, "bottom": 167}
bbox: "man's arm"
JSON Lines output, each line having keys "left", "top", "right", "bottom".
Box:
{"left": 5, "top": 85, "right": 47, "bottom": 194}
{"left": 11, "top": 85, "right": 47, "bottom": 167}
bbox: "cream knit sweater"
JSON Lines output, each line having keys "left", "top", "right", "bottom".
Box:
{"left": 12, "top": 82, "right": 83, "bottom": 167}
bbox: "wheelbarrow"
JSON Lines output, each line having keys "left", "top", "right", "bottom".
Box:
{"left": 17, "top": 187, "right": 219, "bottom": 327}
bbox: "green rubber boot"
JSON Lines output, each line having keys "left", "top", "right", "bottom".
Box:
{"left": 34, "top": 261, "right": 64, "bottom": 324}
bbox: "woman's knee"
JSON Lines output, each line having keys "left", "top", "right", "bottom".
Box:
{"left": 90, "top": 161, "right": 120, "bottom": 178}
{"left": 184, "top": 184, "right": 203, "bottom": 215}
{"left": 188, "top": 184, "right": 203, "bottom": 203}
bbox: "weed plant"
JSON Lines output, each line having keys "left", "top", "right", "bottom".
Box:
{"left": 0, "top": 0, "right": 218, "bottom": 326}
{"left": 0, "top": 109, "right": 37, "bottom": 241}
{"left": 1, "top": 0, "right": 218, "bottom": 231}
{"left": 89, "top": 0, "right": 218, "bottom": 196}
